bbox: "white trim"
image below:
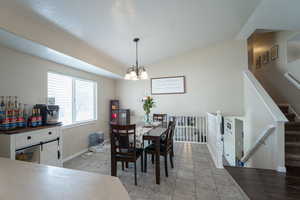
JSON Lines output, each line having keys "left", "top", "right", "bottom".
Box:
{"left": 278, "top": 103, "right": 300, "bottom": 121}
{"left": 62, "top": 120, "right": 97, "bottom": 130}
{"left": 285, "top": 72, "right": 300, "bottom": 90}
{"left": 62, "top": 148, "right": 88, "bottom": 163}
{"left": 244, "top": 70, "right": 288, "bottom": 122}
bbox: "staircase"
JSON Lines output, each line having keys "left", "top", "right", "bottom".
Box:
{"left": 278, "top": 105, "right": 300, "bottom": 175}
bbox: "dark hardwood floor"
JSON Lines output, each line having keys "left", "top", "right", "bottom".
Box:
{"left": 225, "top": 166, "right": 300, "bottom": 200}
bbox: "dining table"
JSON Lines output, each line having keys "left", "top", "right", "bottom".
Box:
{"left": 141, "top": 126, "right": 167, "bottom": 184}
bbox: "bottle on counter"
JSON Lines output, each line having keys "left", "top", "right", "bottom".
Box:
{"left": 14, "top": 96, "right": 19, "bottom": 117}
{"left": 6, "top": 96, "right": 11, "bottom": 118}
{"left": 2, "top": 111, "right": 10, "bottom": 130}
{"left": 17, "top": 104, "right": 25, "bottom": 128}
{"left": 29, "top": 108, "right": 37, "bottom": 127}
{"left": 0, "top": 96, "right": 5, "bottom": 125}
{"left": 9, "top": 110, "right": 17, "bottom": 129}
{"left": 36, "top": 108, "right": 42, "bottom": 126}
{"left": 23, "top": 104, "right": 28, "bottom": 128}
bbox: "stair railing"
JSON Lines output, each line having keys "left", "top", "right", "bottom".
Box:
{"left": 285, "top": 72, "right": 300, "bottom": 90}
{"left": 241, "top": 125, "right": 276, "bottom": 164}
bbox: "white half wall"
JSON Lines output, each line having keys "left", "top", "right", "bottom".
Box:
{"left": 243, "top": 71, "right": 287, "bottom": 171}
{"left": 116, "top": 40, "right": 248, "bottom": 118}
{"left": 0, "top": 45, "right": 116, "bottom": 159}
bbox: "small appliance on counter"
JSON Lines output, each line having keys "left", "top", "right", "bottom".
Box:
{"left": 35, "top": 104, "right": 61, "bottom": 125}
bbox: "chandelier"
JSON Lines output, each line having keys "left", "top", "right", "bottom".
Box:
{"left": 124, "top": 38, "right": 148, "bottom": 80}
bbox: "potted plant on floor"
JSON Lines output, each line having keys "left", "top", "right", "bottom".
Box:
{"left": 142, "top": 96, "right": 155, "bottom": 124}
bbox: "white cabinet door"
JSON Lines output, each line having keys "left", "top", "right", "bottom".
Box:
{"left": 40, "top": 141, "right": 61, "bottom": 167}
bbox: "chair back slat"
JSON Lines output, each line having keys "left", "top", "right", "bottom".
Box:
{"left": 153, "top": 114, "right": 167, "bottom": 123}
{"left": 165, "top": 120, "right": 176, "bottom": 151}
{"left": 110, "top": 124, "right": 137, "bottom": 159}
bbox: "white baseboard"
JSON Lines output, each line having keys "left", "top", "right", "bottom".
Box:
{"left": 62, "top": 148, "right": 88, "bottom": 163}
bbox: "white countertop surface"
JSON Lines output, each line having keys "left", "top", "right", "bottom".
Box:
{"left": 0, "top": 158, "right": 130, "bottom": 200}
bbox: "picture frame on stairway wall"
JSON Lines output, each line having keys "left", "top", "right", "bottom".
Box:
{"left": 256, "top": 55, "right": 261, "bottom": 69}
{"left": 271, "top": 45, "right": 279, "bottom": 60}
{"left": 262, "top": 51, "right": 270, "bottom": 65}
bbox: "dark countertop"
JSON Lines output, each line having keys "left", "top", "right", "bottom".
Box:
{"left": 0, "top": 124, "right": 62, "bottom": 135}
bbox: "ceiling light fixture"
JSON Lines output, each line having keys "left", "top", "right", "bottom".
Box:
{"left": 124, "top": 38, "right": 148, "bottom": 80}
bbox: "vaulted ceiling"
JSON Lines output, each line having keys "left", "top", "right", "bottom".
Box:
{"left": 7, "top": 0, "right": 262, "bottom": 66}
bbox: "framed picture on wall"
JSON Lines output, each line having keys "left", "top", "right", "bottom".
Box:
{"left": 256, "top": 56, "right": 262, "bottom": 69}
{"left": 262, "top": 51, "right": 270, "bottom": 64}
{"left": 271, "top": 45, "right": 279, "bottom": 60}
{"left": 151, "top": 76, "right": 186, "bottom": 95}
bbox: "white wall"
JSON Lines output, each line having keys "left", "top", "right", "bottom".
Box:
{"left": 250, "top": 31, "right": 300, "bottom": 114}
{"left": 116, "top": 40, "right": 248, "bottom": 118}
{"left": 243, "top": 71, "right": 286, "bottom": 171}
{"left": 0, "top": 45, "right": 116, "bottom": 159}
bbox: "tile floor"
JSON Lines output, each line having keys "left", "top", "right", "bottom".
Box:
{"left": 64, "top": 143, "right": 248, "bottom": 200}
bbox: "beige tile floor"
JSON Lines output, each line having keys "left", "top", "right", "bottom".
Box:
{"left": 64, "top": 143, "right": 247, "bottom": 200}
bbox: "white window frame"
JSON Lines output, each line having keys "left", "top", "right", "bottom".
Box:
{"left": 47, "top": 71, "right": 98, "bottom": 128}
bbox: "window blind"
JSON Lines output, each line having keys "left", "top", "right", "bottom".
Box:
{"left": 47, "top": 72, "right": 96, "bottom": 125}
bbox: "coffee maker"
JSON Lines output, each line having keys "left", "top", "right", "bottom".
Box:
{"left": 35, "top": 104, "right": 60, "bottom": 125}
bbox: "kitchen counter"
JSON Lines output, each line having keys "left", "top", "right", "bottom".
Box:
{"left": 0, "top": 158, "right": 131, "bottom": 200}
{"left": 0, "top": 124, "right": 62, "bottom": 135}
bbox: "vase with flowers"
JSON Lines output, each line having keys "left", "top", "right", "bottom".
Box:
{"left": 142, "top": 96, "right": 155, "bottom": 124}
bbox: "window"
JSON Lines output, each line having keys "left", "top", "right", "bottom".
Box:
{"left": 48, "top": 72, "right": 97, "bottom": 125}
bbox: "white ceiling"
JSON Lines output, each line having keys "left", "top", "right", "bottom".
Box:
{"left": 9, "top": 0, "right": 261, "bottom": 66}
{"left": 0, "top": 28, "right": 122, "bottom": 79}
{"left": 238, "top": 0, "right": 300, "bottom": 39}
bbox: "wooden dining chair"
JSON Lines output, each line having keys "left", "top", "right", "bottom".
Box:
{"left": 110, "top": 124, "right": 144, "bottom": 185}
{"left": 144, "top": 121, "right": 176, "bottom": 177}
{"left": 153, "top": 114, "right": 167, "bottom": 126}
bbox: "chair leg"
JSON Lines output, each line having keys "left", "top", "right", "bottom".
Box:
{"left": 144, "top": 153, "right": 147, "bottom": 173}
{"left": 134, "top": 162, "right": 137, "bottom": 185}
{"left": 126, "top": 162, "right": 129, "bottom": 168}
{"left": 170, "top": 153, "right": 174, "bottom": 168}
{"left": 141, "top": 152, "right": 144, "bottom": 172}
{"left": 111, "top": 159, "right": 117, "bottom": 176}
{"left": 151, "top": 154, "right": 154, "bottom": 164}
{"left": 164, "top": 154, "right": 168, "bottom": 177}
{"left": 122, "top": 162, "right": 125, "bottom": 171}
{"left": 171, "top": 145, "right": 174, "bottom": 157}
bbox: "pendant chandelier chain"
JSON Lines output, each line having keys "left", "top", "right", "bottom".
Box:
{"left": 124, "top": 37, "right": 148, "bottom": 80}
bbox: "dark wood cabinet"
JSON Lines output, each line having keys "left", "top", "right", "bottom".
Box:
{"left": 110, "top": 100, "right": 130, "bottom": 125}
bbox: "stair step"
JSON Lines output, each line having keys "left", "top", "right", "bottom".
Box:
{"left": 279, "top": 105, "right": 289, "bottom": 114}
{"left": 286, "top": 159, "right": 300, "bottom": 167}
{"left": 286, "top": 154, "right": 300, "bottom": 161}
{"left": 286, "top": 142, "right": 300, "bottom": 147}
{"left": 285, "top": 142, "right": 300, "bottom": 154}
{"left": 286, "top": 166, "right": 300, "bottom": 176}
{"left": 285, "top": 113, "right": 296, "bottom": 122}
{"left": 286, "top": 131, "right": 300, "bottom": 142}
{"left": 285, "top": 122, "right": 300, "bottom": 131}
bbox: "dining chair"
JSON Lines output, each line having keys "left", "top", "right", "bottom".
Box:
{"left": 153, "top": 114, "right": 167, "bottom": 127}
{"left": 110, "top": 124, "right": 144, "bottom": 185}
{"left": 144, "top": 121, "right": 176, "bottom": 177}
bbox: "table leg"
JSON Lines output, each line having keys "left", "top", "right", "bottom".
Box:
{"left": 155, "top": 137, "right": 160, "bottom": 184}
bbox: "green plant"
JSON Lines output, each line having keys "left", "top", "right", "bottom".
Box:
{"left": 143, "top": 96, "right": 155, "bottom": 115}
